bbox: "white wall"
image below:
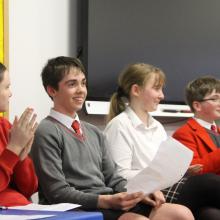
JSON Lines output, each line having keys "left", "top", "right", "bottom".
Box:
{"left": 8, "top": 0, "right": 78, "bottom": 121}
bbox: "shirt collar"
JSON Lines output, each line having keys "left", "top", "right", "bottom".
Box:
{"left": 194, "top": 117, "right": 216, "bottom": 130}
{"left": 125, "top": 106, "right": 157, "bottom": 129}
{"left": 49, "top": 108, "right": 80, "bottom": 130}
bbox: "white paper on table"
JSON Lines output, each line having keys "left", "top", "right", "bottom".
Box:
{"left": 10, "top": 202, "right": 81, "bottom": 211}
{"left": 0, "top": 214, "right": 55, "bottom": 220}
{"left": 126, "top": 137, "right": 193, "bottom": 195}
{"left": 1, "top": 203, "right": 81, "bottom": 220}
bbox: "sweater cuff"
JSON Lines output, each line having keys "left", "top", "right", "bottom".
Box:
{"left": 0, "top": 149, "right": 20, "bottom": 171}
{"left": 82, "top": 194, "right": 99, "bottom": 209}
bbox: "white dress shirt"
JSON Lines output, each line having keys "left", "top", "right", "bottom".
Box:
{"left": 104, "top": 106, "right": 167, "bottom": 180}
{"left": 49, "top": 109, "right": 82, "bottom": 134}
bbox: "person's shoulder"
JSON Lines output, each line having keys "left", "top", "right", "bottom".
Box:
{"left": 81, "top": 120, "right": 106, "bottom": 144}
{"left": 81, "top": 120, "right": 102, "bottom": 134}
{"left": 38, "top": 116, "right": 54, "bottom": 126}
{"left": 0, "top": 117, "right": 11, "bottom": 130}
{"left": 106, "top": 112, "right": 129, "bottom": 129}
{"left": 115, "top": 111, "right": 129, "bottom": 122}
{"left": 36, "top": 117, "right": 59, "bottom": 134}
{"left": 0, "top": 117, "right": 10, "bottom": 125}
{"left": 173, "top": 118, "right": 195, "bottom": 136}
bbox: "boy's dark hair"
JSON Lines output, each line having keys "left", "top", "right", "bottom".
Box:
{"left": 185, "top": 75, "right": 220, "bottom": 112}
{"left": 0, "top": 62, "right": 6, "bottom": 83}
{"left": 41, "top": 56, "right": 86, "bottom": 95}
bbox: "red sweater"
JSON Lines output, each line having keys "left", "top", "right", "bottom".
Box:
{"left": 0, "top": 117, "right": 38, "bottom": 207}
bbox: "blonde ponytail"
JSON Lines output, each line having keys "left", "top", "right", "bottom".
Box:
{"left": 107, "top": 91, "right": 127, "bottom": 123}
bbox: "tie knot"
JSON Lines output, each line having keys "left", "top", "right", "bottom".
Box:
{"left": 211, "top": 125, "right": 217, "bottom": 133}
{"left": 72, "top": 120, "right": 81, "bottom": 135}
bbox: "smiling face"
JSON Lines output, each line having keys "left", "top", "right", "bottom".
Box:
{"left": 139, "top": 74, "right": 164, "bottom": 112}
{"left": 47, "top": 67, "right": 87, "bottom": 118}
{"left": 0, "top": 70, "right": 12, "bottom": 112}
{"left": 130, "top": 73, "right": 164, "bottom": 113}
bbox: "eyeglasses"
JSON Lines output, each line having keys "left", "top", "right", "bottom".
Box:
{"left": 199, "top": 97, "right": 220, "bottom": 103}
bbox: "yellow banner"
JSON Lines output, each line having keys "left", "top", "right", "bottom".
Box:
{"left": 0, "top": 0, "right": 3, "bottom": 116}
{"left": 0, "top": 0, "right": 3, "bottom": 63}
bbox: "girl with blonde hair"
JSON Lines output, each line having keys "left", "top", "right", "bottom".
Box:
{"left": 104, "top": 63, "right": 220, "bottom": 220}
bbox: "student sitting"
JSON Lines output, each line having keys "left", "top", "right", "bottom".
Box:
{"left": 173, "top": 76, "right": 220, "bottom": 175}
{"left": 31, "top": 56, "right": 194, "bottom": 220}
{"left": 0, "top": 62, "right": 38, "bottom": 207}
{"left": 104, "top": 63, "right": 220, "bottom": 220}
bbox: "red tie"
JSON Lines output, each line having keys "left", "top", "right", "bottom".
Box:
{"left": 211, "top": 125, "right": 218, "bottom": 133}
{"left": 71, "top": 120, "right": 82, "bottom": 136}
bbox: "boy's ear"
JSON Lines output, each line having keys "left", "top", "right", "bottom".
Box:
{"left": 130, "top": 84, "right": 140, "bottom": 97}
{"left": 46, "top": 85, "right": 57, "bottom": 98}
{"left": 192, "top": 101, "right": 202, "bottom": 112}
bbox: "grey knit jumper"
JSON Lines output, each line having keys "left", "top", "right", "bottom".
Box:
{"left": 31, "top": 116, "right": 126, "bottom": 209}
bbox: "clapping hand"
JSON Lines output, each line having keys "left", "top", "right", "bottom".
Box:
{"left": 7, "top": 108, "right": 38, "bottom": 160}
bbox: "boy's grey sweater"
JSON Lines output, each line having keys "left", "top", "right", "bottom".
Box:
{"left": 31, "top": 116, "right": 126, "bottom": 209}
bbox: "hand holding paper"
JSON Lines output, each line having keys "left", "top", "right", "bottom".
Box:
{"left": 126, "top": 137, "right": 193, "bottom": 195}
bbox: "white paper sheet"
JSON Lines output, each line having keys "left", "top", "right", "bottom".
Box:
{"left": 0, "top": 214, "right": 55, "bottom": 220}
{"left": 0, "top": 203, "right": 81, "bottom": 220}
{"left": 126, "top": 137, "right": 193, "bottom": 195}
{"left": 10, "top": 202, "right": 81, "bottom": 211}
